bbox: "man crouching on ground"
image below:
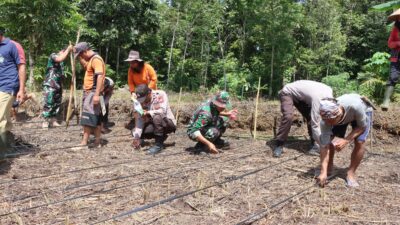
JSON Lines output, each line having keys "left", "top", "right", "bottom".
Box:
{"left": 187, "top": 91, "right": 238, "bottom": 154}
{"left": 131, "top": 84, "right": 176, "bottom": 154}
{"left": 317, "top": 94, "right": 373, "bottom": 188}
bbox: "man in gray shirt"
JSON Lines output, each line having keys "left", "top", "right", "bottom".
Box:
{"left": 273, "top": 80, "right": 333, "bottom": 157}
{"left": 317, "top": 94, "right": 373, "bottom": 188}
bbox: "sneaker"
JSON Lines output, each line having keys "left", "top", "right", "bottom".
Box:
{"left": 147, "top": 143, "right": 163, "bottom": 155}
{"left": 214, "top": 138, "right": 230, "bottom": 149}
{"left": 273, "top": 145, "right": 283, "bottom": 158}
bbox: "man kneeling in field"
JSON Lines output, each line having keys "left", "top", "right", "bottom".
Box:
{"left": 131, "top": 85, "right": 176, "bottom": 154}
{"left": 187, "top": 91, "right": 237, "bottom": 154}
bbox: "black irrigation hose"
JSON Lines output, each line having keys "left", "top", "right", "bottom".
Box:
{"left": 90, "top": 153, "right": 305, "bottom": 224}
{"left": 0, "top": 150, "right": 186, "bottom": 186}
{"left": 0, "top": 143, "right": 262, "bottom": 217}
{"left": 12, "top": 115, "right": 130, "bottom": 125}
{"left": 1, "top": 142, "right": 201, "bottom": 203}
{"left": 234, "top": 152, "right": 375, "bottom": 225}
{"left": 5, "top": 131, "right": 188, "bottom": 155}
{"left": 235, "top": 173, "right": 337, "bottom": 225}
{"left": 0, "top": 133, "right": 260, "bottom": 186}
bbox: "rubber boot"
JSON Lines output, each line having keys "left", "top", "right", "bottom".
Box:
{"left": 381, "top": 86, "right": 394, "bottom": 111}
{"left": 273, "top": 140, "right": 284, "bottom": 158}
{"left": 147, "top": 135, "right": 165, "bottom": 155}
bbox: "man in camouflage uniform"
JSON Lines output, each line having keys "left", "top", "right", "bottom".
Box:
{"left": 187, "top": 91, "right": 237, "bottom": 154}
{"left": 42, "top": 45, "right": 73, "bottom": 128}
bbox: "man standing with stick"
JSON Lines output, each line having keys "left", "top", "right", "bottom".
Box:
{"left": 74, "top": 42, "right": 105, "bottom": 148}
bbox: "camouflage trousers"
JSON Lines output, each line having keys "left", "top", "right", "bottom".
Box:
{"left": 42, "top": 84, "right": 62, "bottom": 118}
{"left": 188, "top": 116, "right": 228, "bottom": 142}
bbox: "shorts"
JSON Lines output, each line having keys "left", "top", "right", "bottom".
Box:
{"left": 332, "top": 111, "right": 372, "bottom": 143}
{"left": 80, "top": 91, "right": 102, "bottom": 127}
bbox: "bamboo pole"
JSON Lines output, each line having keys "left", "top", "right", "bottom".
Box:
{"left": 66, "top": 41, "right": 75, "bottom": 128}
{"left": 175, "top": 87, "right": 183, "bottom": 124}
{"left": 253, "top": 77, "right": 261, "bottom": 140}
{"left": 66, "top": 29, "right": 81, "bottom": 128}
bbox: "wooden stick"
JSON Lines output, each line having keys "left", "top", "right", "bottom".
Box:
{"left": 65, "top": 41, "right": 75, "bottom": 128}
{"left": 175, "top": 87, "right": 183, "bottom": 124}
{"left": 253, "top": 77, "right": 261, "bottom": 139}
{"left": 65, "top": 29, "right": 81, "bottom": 128}
{"left": 370, "top": 112, "right": 373, "bottom": 150}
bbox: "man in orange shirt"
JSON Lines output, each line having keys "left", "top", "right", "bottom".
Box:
{"left": 74, "top": 42, "right": 106, "bottom": 148}
{"left": 125, "top": 50, "right": 157, "bottom": 99}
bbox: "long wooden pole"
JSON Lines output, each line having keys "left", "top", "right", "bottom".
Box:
{"left": 253, "top": 77, "right": 261, "bottom": 139}
{"left": 66, "top": 29, "right": 81, "bottom": 128}
{"left": 175, "top": 87, "right": 183, "bottom": 125}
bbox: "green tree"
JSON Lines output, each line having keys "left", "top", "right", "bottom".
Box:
{"left": 0, "top": 0, "right": 85, "bottom": 88}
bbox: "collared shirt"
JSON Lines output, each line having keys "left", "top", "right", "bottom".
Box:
{"left": 280, "top": 80, "right": 333, "bottom": 143}
{"left": 320, "top": 93, "right": 371, "bottom": 146}
{"left": 132, "top": 90, "right": 176, "bottom": 139}
{"left": 127, "top": 63, "right": 157, "bottom": 93}
{"left": 0, "top": 38, "right": 26, "bottom": 95}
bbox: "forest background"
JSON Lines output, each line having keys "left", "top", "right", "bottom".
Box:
{"left": 1, "top": 0, "right": 400, "bottom": 103}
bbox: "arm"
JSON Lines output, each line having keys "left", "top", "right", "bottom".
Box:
{"left": 147, "top": 64, "right": 158, "bottom": 90}
{"left": 196, "top": 134, "right": 218, "bottom": 154}
{"left": 53, "top": 45, "right": 73, "bottom": 63}
{"left": 17, "top": 64, "right": 26, "bottom": 101}
{"left": 318, "top": 145, "right": 330, "bottom": 187}
{"left": 310, "top": 100, "right": 322, "bottom": 145}
{"left": 12, "top": 41, "right": 26, "bottom": 101}
{"left": 131, "top": 111, "right": 144, "bottom": 148}
{"left": 92, "top": 58, "right": 105, "bottom": 105}
{"left": 127, "top": 69, "right": 135, "bottom": 93}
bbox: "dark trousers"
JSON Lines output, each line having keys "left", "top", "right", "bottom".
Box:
{"left": 141, "top": 114, "right": 176, "bottom": 139}
{"left": 388, "top": 62, "right": 400, "bottom": 86}
{"left": 276, "top": 94, "right": 313, "bottom": 145}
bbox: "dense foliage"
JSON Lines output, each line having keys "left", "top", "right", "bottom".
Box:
{"left": 0, "top": 0, "right": 398, "bottom": 102}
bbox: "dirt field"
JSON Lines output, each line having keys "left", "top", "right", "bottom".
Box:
{"left": 0, "top": 92, "right": 399, "bottom": 225}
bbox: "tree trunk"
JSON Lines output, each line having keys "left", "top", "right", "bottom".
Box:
{"left": 116, "top": 47, "right": 120, "bottom": 76}
{"left": 269, "top": 45, "right": 275, "bottom": 97}
{"left": 167, "top": 13, "right": 179, "bottom": 87}
{"left": 105, "top": 44, "right": 109, "bottom": 65}
{"left": 28, "top": 49, "right": 35, "bottom": 90}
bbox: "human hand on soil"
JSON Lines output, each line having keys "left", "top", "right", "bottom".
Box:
{"left": 132, "top": 139, "right": 141, "bottom": 149}
{"left": 331, "top": 137, "right": 349, "bottom": 152}
{"left": 207, "top": 143, "right": 219, "bottom": 154}
{"left": 93, "top": 95, "right": 100, "bottom": 105}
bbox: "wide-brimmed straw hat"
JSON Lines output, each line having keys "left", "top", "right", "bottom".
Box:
{"left": 388, "top": 9, "right": 400, "bottom": 21}
{"left": 125, "top": 50, "right": 143, "bottom": 62}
